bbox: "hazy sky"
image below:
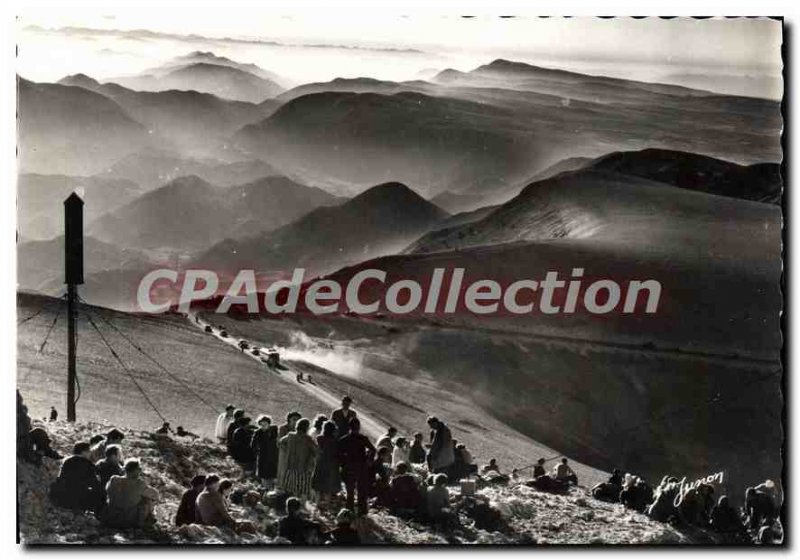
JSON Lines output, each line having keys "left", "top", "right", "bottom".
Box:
{"left": 16, "top": 13, "right": 783, "bottom": 98}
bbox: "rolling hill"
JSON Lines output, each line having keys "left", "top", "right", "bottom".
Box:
{"left": 96, "top": 150, "right": 280, "bottom": 190}
{"left": 88, "top": 175, "right": 343, "bottom": 252}
{"left": 408, "top": 150, "right": 783, "bottom": 255}
{"left": 17, "top": 235, "right": 153, "bottom": 297}
{"left": 590, "top": 148, "right": 783, "bottom": 204}
{"left": 57, "top": 74, "right": 278, "bottom": 152}
{"left": 17, "top": 78, "right": 152, "bottom": 175}
{"left": 195, "top": 182, "right": 448, "bottom": 277}
{"left": 234, "top": 91, "right": 537, "bottom": 197}
{"left": 18, "top": 173, "right": 144, "bottom": 240}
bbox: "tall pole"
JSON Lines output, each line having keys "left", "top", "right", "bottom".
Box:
{"left": 66, "top": 284, "right": 76, "bottom": 422}
{"left": 64, "top": 192, "right": 84, "bottom": 422}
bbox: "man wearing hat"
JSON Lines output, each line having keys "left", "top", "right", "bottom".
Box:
{"left": 215, "top": 404, "right": 236, "bottom": 443}
{"left": 331, "top": 396, "right": 358, "bottom": 438}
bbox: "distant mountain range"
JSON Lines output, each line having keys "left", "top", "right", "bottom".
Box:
{"left": 233, "top": 59, "right": 781, "bottom": 200}
{"left": 112, "top": 52, "right": 284, "bottom": 103}
{"left": 57, "top": 74, "right": 277, "bottom": 152}
{"left": 16, "top": 52, "right": 784, "bottom": 316}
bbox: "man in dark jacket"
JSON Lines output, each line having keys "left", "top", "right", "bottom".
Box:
{"left": 278, "top": 497, "right": 322, "bottom": 544}
{"left": 331, "top": 396, "right": 357, "bottom": 437}
{"left": 408, "top": 432, "right": 426, "bottom": 464}
{"left": 96, "top": 445, "right": 124, "bottom": 507}
{"left": 175, "top": 475, "right": 206, "bottom": 526}
{"left": 710, "top": 495, "right": 745, "bottom": 536}
{"left": 231, "top": 417, "right": 257, "bottom": 477}
{"left": 533, "top": 458, "right": 546, "bottom": 478}
{"left": 29, "top": 427, "right": 61, "bottom": 466}
{"left": 226, "top": 409, "right": 245, "bottom": 453}
{"left": 389, "top": 462, "right": 423, "bottom": 515}
{"left": 337, "top": 418, "right": 375, "bottom": 517}
{"left": 50, "top": 442, "right": 102, "bottom": 512}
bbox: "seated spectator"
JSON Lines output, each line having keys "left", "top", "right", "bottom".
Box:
{"left": 325, "top": 509, "right": 360, "bottom": 545}
{"left": 176, "top": 475, "right": 206, "bottom": 526}
{"left": 525, "top": 474, "right": 570, "bottom": 494}
{"left": 608, "top": 469, "right": 623, "bottom": 487}
{"left": 196, "top": 476, "right": 236, "bottom": 529}
{"left": 481, "top": 458, "right": 501, "bottom": 474}
{"left": 553, "top": 458, "right": 578, "bottom": 485}
{"left": 408, "top": 433, "right": 426, "bottom": 465}
{"left": 710, "top": 495, "right": 746, "bottom": 536}
{"left": 533, "top": 458, "right": 546, "bottom": 478}
{"left": 176, "top": 426, "right": 199, "bottom": 439}
{"left": 426, "top": 473, "right": 451, "bottom": 520}
{"left": 370, "top": 446, "right": 393, "bottom": 506}
{"left": 155, "top": 422, "right": 173, "bottom": 435}
{"left": 392, "top": 437, "right": 410, "bottom": 467}
{"left": 278, "top": 497, "right": 322, "bottom": 545}
{"left": 745, "top": 486, "right": 777, "bottom": 530}
{"left": 676, "top": 486, "right": 705, "bottom": 526}
{"left": 451, "top": 443, "right": 478, "bottom": 479}
{"left": 49, "top": 442, "right": 102, "bottom": 512}
{"left": 647, "top": 479, "right": 680, "bottom": 522}
{"left": 633, "top": 478, "right": 655, "bottom": 513}
{"left": 594, "top": 481, "right": 622, "bottom": 503}
{"left": 389, "top": 462, "right": 423, "bottom": 515}
{"left": 376, "top": 427, "right": 398, "bottom": 451}
{"left": 28, "top": 427, "right": 60, "bottom": 466}
{"left": 90, "top": 428, "right": 125, "bottom": 463}
{"left": 96, "top": 445, "right": 124, "bottom": 506}
{"left": 17, "top": 393, "right": 33, "bottom": 463}
{"left": 103, "top": 459, "right": 159, "bottom": 528}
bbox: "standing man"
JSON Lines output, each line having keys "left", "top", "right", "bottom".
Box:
{"left": 337, "top": 418, "right": 375, "bottom": 517}
{"left": 216, "top": 405, "right": 235, "bottom": 443}
{"left": 426, "top": 417, "right": 454, "bottom": 474}
{"left": 331, "top": 396, "right": 358, "bottom": 437}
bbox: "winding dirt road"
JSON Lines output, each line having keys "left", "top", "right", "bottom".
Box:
{"left": 187, "top": 313, "right": 387, "bottom": 439}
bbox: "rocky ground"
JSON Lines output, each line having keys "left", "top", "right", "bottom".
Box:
{"left": 18, "top": 419, "right": 700, "bottom": 546}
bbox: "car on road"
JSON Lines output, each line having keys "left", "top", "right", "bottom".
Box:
{"left": 204, "top": 326, "right": 213, "bottom": 333}
{"left": 219, "top": 330, "right": 228, "bottom": 338}
{"left": 251, "top": 347, "right": 260, "bottom": 356}
{"left": 238, "top": 340, "right": 249, "bottom": 350}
